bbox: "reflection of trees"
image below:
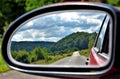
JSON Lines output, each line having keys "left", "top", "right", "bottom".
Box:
{"left": 11, "top": 46, "right": 48, "bottom": 64}
{"left": 51, "top": 32, "right": 97, "bottom": 54}
{"left": 12, "top": 50, "right": 29, "bottom": 63}
{"left": 11, "top": 46, "right": 72, "bottom": 64}
{"left": 96, "top": 37, "right": 102, "bottom": 50}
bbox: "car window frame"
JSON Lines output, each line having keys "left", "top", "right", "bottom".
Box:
{"left": 94, "top": 15, "right": 110, "bottom": 61}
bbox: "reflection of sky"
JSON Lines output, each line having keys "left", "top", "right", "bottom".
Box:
{"left": 12, "top": 11, "right": 106, "bottom": 42}
{"left": 99, "top": 16, "right": 109, "bottom": 49}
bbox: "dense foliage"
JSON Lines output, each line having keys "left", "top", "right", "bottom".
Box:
{"left": 0, "top": 38, "right": 10, "bottom": 73}
{"left": 12, "top": 46, "right": 71, "bottom": 64}
{"left": 25, "top": 0, "right": 64, "bottom": 11}
{"left": 11, "top": 41, "right": 54, "bottom": 51}
{"left": 51, "top": 32, "right": 97, "bottom": 54}
{"left": 12, "top": 46, "right": 49, "bottom": 63}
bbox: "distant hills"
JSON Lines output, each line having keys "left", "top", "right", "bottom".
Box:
{"left": 11, "top": 32, "right": 97, "bottom": 53}
{"left": 51, "top": 32, "right": 97, "bottom": 53}
{"left": 11, "top": 41, "right": 55, "bottom": 51}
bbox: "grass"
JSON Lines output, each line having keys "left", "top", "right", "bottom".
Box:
{"left": 33, "top": 53, "right": 72, "bottom": 64}
{"left": 79, "top": 49, "right": 91, "bottom": 57}
{"left": 0, "top": 38, "right": 10, "bottom": 73}
{"left": 33, "top": 60, "right": 46, "bottom": 64}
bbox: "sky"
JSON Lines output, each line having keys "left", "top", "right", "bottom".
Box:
{"left": 11, "top": 11, "right": 107, "bottom": 42}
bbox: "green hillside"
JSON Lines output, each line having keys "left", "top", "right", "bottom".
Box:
{"left": 51, "top": 32, "right": 97, "bottom": 54}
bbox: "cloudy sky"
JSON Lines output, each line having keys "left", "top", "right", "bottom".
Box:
{"left": 11, "top": 11, "right": 106, "bottom": 42}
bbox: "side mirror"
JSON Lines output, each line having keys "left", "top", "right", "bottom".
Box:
{"left": 1, "top": 2, "right": 119, "bottom": 78}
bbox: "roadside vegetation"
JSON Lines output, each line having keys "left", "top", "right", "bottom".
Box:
{"left": 11, "top": 46, "right": 72, "bottom": 64}
{"left": 0, "top": 38, "right": 10, "bottom": 73}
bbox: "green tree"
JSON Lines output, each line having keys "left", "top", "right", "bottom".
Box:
{"left": 0, "top": 0, "right": 26, "bottom": 36}
{"left": 25, "top": 0, "right": 64, "bottom": 11}
{"left": 79, "top": 49, "right": 90, "bottom": 57}
{"left": 12, "top": 50, "right": 30, "bottom": 63}
{"left": 51, "top": 32, "right": 96, "bottom": 53}
{"left": 88, "top": 33, "right": 96, "bottom": 48}
{"left": 107, "top": 0, "right": 120, "bottom": 6}
{"left": 0, "top": 0, "right": 65, "bottom": 37}
{"left": 30, "top": 46, "right": 48, "bottom": 63}
{"left": 11, "top": 51, "right": 18, "bottom": 59}
{"left": 90, "top": 0, "right": 120, "bottom": 6}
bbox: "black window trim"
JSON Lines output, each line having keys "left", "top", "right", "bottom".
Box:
{"left": 94, "top": 15, "right": 110, "bottom": 60}
{"left": 94, "top": 15, "right": 108, "bottom": 51}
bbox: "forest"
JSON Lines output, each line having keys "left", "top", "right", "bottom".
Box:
{"left": 11, "top": 41, "right": 54, "bottom": 51}
{"left": 11, "top": 32, "right": 97, "bottom": 64}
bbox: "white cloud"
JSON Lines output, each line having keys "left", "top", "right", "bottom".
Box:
{"left": 70, "top": 25, "right": 100, "bottom": 33}
{"left": 12, "top": 32, "right": 33, "bottom": 41}
{"left": 45, "top": 37, "right": 62, "bottom": 42}
{"left": 70, "top": 27, "right": 84, "bottom": 33}
{"left": 58, "top": 26, "right": 65, "bottom": 32}
{"left": 12, "top": 29, "right": 46, "bottom": 41}
{"left": 26, "top": 21, "right": 34, "bottom": 26}
{"left": 59, "top": 12, "right": 80, "bottom": 22}
{"left": 87, "top": 18, "right": 101, "bottom": 24}
{"left": 12, "top": 11, "right": 106, "bottom": 42}
{"left": 12, "top": 33, "right": 23, "bottom": 41}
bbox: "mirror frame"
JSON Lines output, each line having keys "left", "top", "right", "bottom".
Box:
{"left": 1, "top": 2, "right": 118, "bottom": 77}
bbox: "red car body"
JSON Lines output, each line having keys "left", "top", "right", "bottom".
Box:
{"left": 89, "top": 48, "right": 105, "bottom": 66}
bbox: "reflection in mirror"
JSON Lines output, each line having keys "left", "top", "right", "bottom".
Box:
{"left": 10, "top": 10, "right": 111, "bottom": 67}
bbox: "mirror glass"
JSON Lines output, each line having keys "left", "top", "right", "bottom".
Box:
{"left": 10, "top": 10, "right": 112, "bottom": 67}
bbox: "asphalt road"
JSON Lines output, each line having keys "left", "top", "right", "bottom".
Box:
{"left": 1, "top": 70, "right": 120, "bottom": 79}
{"left": 0, "top": 70, "right": 60, "bottom": 79}
{"left": 51, "top": 51, "right": 87, "bottom": 66}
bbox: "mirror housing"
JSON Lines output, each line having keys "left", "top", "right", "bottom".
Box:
{"left": 1, "top": 2, "right": 119, "bottom": 78}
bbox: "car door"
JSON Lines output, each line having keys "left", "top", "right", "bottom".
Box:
{"left": 89, "top": 15, "right": 110, "bottom": 66}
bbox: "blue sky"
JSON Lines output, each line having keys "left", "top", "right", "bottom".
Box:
{"left": 11, "top": 11, "right": 106, "bottom": 42}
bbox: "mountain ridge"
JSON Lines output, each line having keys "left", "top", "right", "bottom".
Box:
{"left": 11, "top": 32, "right": 97, "bottom": 53}
{"left": 50, "top": 32, "right": 97, "bottom": 53}
{"left": 11, "top": 41, "right": 55, "bottom": 51}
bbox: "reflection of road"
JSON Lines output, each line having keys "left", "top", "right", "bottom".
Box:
{"left": 51, "top": 51, "right": 87, "bottom": 65}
